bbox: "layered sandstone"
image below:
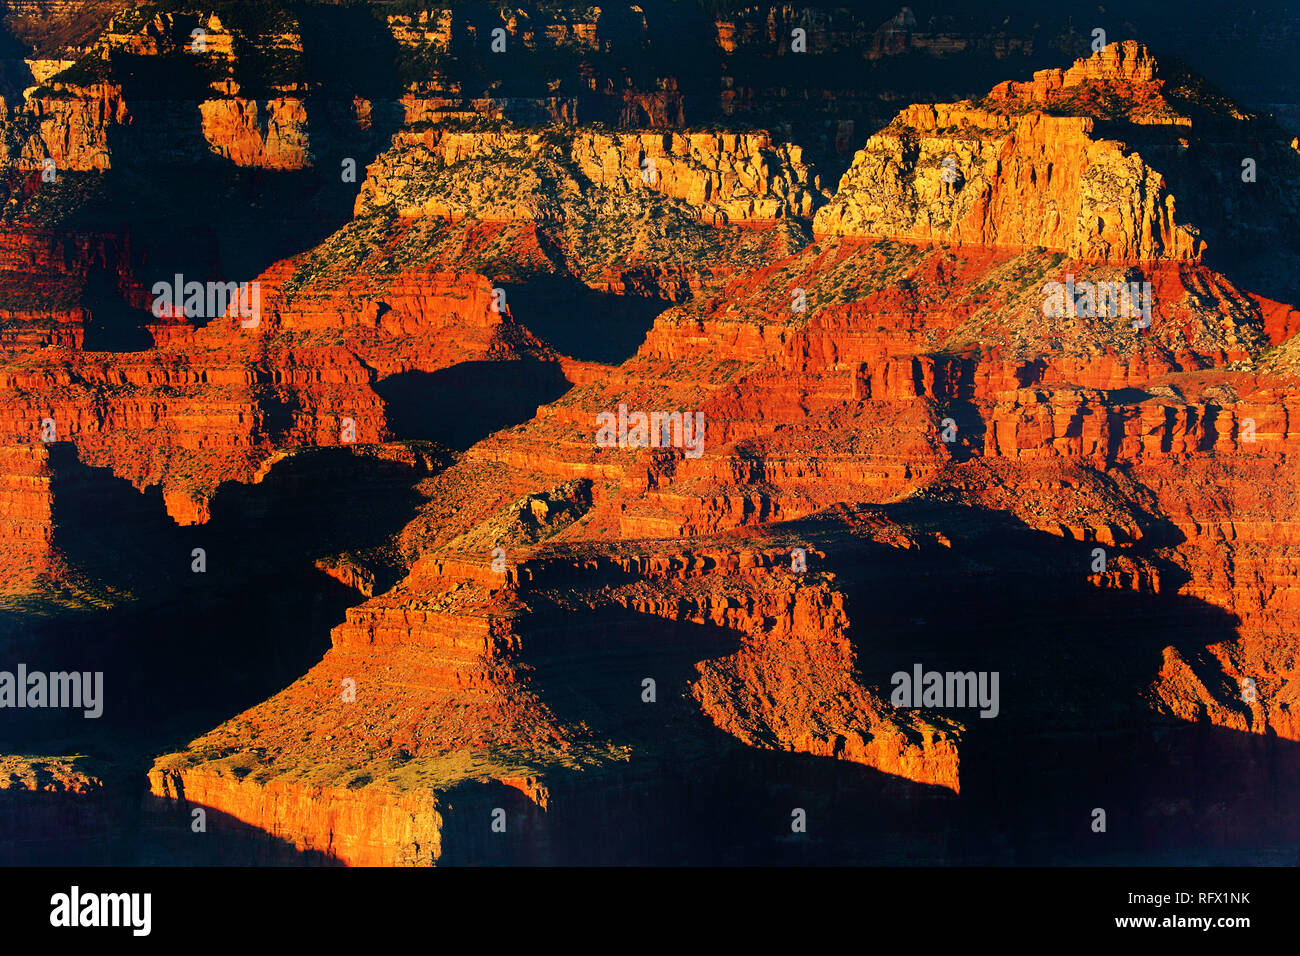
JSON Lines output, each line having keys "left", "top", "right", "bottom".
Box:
{"left": 7, "top": 81, "right": 127, "bottom": 171}
{"left": 351, "top": 125, "right": 817, "bottom": 295}
{"left": 0, "top": 16, "right": 1297, "bottom": 867}
{"left": 198, "top": 96, "right": 309, "bottom": 170}
{"left": 814, "top": 101, "right": 1203, "bottom": 261}
{"left": 357, "top": 126, "right": 827, "bottom": 227}
{"left": 570, "top": 131, "right": 826, "bottom": 223}
{"left": 0, "top": 443, "right": 57, "bottom": 587}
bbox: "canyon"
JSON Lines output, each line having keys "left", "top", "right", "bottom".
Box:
{"left": 0, "top": 1, "right": 1297, "bottom": 866}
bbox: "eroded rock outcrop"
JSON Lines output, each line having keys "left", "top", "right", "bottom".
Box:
{"left": 2, "top": 14, "right": 1299, "bottom": 867}
{"left": 815, "top": 101, "right": 1202, "bottom": 260}
{"left": 198, "top": 96, "right": 309, "bottom": 170}
{"left": 358, "top": 126, "right": 827, "bottom": 227}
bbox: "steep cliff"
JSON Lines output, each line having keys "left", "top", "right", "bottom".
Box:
{"left": 357, "top": 126, "right": 826, "bottom": 227}
{"left": 1, "top": 8, "right": 1298, "bottom": 867}
{"left": 815, "top": 44, "right": 1216, "bottom": 262}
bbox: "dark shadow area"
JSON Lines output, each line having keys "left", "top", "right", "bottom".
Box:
{"left": 80, "top": 268, "right": 153, "bottom": 351}
{"left": 437, "top": 605, "right": 955, "bottom": 865}
{"left": 1134, "top": 127, "right": 1300, "bottom": 307}
{"left": 0, "top": 785, "right": 343, "bottom": 866}
{"left": 506, "top": 276, "right": 670, "bottom": 365}
{"left": 295, "top": 4, "right": 404, "bottom": 104}
{"left": 374, "top": 359, "right": 570, "bottom": 449}
{"left": 68, "top": 29, "right": 403, "bottom": 293}
{"left": 1107, "top": 387, "right": 1153, "bottom": 405}
{"left": 434, "top": 780, "right": 554, "bottom": 867}
{"left": 94, "top": 162, "right": 368, "bottom": 303}
{"left": 0, "top": 441, "right": 441, "bottom": 864}
{"left": 136, "top": 792, "right": 346, "bottom": 866}
{"left": 931, "top": 356, "right": 986, "bottom": 463}
{"left": 800, "top": 496, "right": 1300, "bottom": 864}
{"left": 0, "top": 442, "right": 440, "bottom": 759}
{"left": 0, "top": 778, "right": 132, "bottom": 867}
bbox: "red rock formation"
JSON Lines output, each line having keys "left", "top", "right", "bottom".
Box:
{"left": 16, "top": 81, "right": 127, "bottom": 171}
{"left": 0, "top": 20, "right": 1296, "bottom": 866}
{"left": 198, "top": 97, "right": 309, "bottom": 170}
{"left": 357, "top": 127, "right": 826, "bottom": 227}
{"left": 0, "top": 444, "right": 57, "bottom": 587}
{"left": 815, "top": 104, "right": 1203, "bottom": 261}
{"left": 988, "top": 40, "right": 1166, "bottom": 114}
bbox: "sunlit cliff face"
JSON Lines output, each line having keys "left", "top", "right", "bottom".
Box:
{"left": 0, "top": 3, "right": 1299, "bottom": 866}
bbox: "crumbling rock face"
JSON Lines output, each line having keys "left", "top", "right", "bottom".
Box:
{"left": 814, "top": 102, "right": 1203, "bottom": 262}
{"left": 570, "top": 130, "right": 826, "bottom": 223}
{"left": 94, "top": 8, "right": 238, "bottom": 62}
{"left": 0, "top": 444, "right": 56, "bottom": 587}
{"left": 808, "top": 41, "right": 1269, "bottom": 262}
{"left": 357, "top": 126, "right": 826, "bottom": 227}
{"left": 0, "top": 4, "right": 329, "bottom": 173}
{"left": 988, "top": 40, "right": 1167, "bottom": 115}
{"left": 3, "top": 81, "right": 127, "bottom": 172}
{"left": 198, "top": 96, "right": 309, "bottom": 170}
{"left": 0, "top": 228, "right": 545, "bottom": 525}
{"left": 386, "top": 9, "right": 454, "bottom": 52}
{"left": 1, "top": 18, "right": 1299, "bottom": 866}
{"left": 349, "top": 125, "right": 817, "bottom": 297}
